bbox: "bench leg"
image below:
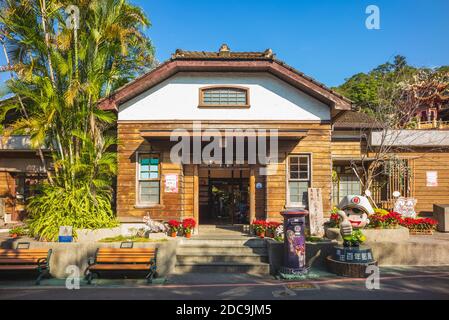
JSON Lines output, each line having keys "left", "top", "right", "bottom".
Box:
{"left": 146, "top": 267, "right": 157, "bottom": 284}
{"left": 85, "top": 271, "right": 96, "bottom": 285}
{"left": 36, "top": 269, "right": 49, "bottom": 285}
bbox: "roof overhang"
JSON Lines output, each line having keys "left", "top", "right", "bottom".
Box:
{"left": 140, "top": 129, "right": 308, "bottom": 140}
{"left": 98, "top": 59, "right": 352, "bottom": 112}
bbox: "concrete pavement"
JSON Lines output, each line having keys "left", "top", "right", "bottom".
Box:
{"left": 0, "top": 266, "right": 448, "bottom": 300}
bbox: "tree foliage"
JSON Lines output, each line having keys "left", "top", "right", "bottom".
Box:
{"left": 334, "top": 55, "right": 448, "bottom": 117}
{"left": 0, "top": 0, "right": 155, "bottom": 240}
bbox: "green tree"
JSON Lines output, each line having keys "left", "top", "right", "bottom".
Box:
{"left": 0, "top": 0, "right": 155, "bottom": 240}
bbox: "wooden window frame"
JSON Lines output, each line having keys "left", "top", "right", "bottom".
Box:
{"left": 198, "top": 85, "right": 250, "bottom": 108}
{"left": 136, "top": 152, "right": 161, "bottom": 207}
{"left": 286, "top": 154, "right": 311, "bottom": 208}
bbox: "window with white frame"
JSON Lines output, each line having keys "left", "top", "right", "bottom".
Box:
{"left": 287, "top": 154, "right": 310, "bottom": 207}
{"left": 137, "top": 154, "right": 160, "bottom": 205}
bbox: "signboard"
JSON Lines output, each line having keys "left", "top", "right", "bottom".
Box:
{"left": 164, "top": 174, "right": 178, "bottom": 193}
{"left": 393, "top": 197, "right": 417, "bottom": 218}
{"left": 307, "top": 188, "right": 324, "bottom": 237}
{"left": 58, "top": 226, "right": 73, "bottom": 242}
{"left": 426, "top": 171, "right": 438, "bottom": 187}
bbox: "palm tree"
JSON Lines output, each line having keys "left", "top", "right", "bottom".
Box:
{"left": 0, "top": 0, "right": 155, "bottom": 240}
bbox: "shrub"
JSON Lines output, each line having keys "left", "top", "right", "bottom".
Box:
{"left": 26, "top": 184, "right": 118, "bottom": 241}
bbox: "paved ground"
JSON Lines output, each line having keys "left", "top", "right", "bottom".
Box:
{"left": 0, "top": 266, "right": 448, "bottom": 300}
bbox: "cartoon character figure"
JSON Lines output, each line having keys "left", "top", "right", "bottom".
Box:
{"left": 337, "top": 195, "right": 374, "bottom": 247}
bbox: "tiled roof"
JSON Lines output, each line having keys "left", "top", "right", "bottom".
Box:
{"left": 334, "top": 111, "right": 379, "bottom": 128}
{"left": 98, "top": 44, "right": 352, "bottom": 111}
{"left": 172, "top": 45, "right": 275, "bottom": 60}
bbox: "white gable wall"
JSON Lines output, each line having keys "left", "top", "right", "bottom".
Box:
{"left": 118, "top": 72, "right": 330, "bottom": 121}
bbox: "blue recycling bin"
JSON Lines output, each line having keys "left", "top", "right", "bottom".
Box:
{"left": 280, "top": 209, "right": 309, "bottom": 275}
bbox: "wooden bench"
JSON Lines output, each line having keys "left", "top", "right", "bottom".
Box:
{"left": 85, "top": 248, "right": 157, "bottom": 284}
{"left": 0, "top": 249, "right": 52, "bottom": 285}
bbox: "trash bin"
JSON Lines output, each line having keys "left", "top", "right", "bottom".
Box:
{"left": 279, "top": 209, "right": 309, "bottom": 275}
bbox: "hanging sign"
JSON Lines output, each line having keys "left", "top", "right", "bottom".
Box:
{"left": 426, "top": 171, "right": 438, "bottom": 187}
{"left": 307, "top": 188, "right": 324, "bottom": 237}
{"left": 164, "top": 174, "right": 178, "bottom": 193}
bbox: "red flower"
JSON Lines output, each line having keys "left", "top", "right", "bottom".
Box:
{"left": 182, "top": 218, "right": 196, "bottom": 229}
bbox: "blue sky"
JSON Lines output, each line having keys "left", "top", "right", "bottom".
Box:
{"left": 1, "top": 0, "right": 448, "bottom": 88}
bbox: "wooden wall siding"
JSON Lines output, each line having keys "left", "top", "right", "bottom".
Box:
{"left": 266, "top": 124, "right": 333, "bottom": 220}
{"left": 117, "top": 123, "right": 184, "bottom": 220}
{"left": 118, "top": 122, "right": 332, "bottom": 220}
{"left": 331, "top": 141, "right": 363, "bottom": 159}
{"left": 403, "top": 152, "right": 449, "bottom": 214}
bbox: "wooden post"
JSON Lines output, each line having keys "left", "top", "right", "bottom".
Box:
{"left": 193, "top": 164, "right": 199, "bottom": 234}
{"left": 249, "top": 165, "right": 256, "bottom": 224}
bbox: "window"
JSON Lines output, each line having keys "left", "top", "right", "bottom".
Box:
{"left": 332, "top": 165, "right": 361, "bottom": 205}
{"left": 287, "top": 155, "right": 310, "bottom": 207}
{"left": 199, "top": 86, "right": 249, "bottom": 107}
{"left": 137, "top": 154, "right": 160, "bottom": 205}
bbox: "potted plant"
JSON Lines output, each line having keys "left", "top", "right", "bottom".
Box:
{"left": 182, "top": 218, "right": 196, "bottom": 238}
{"left": 167, "top": 220, "right": 180, "bottom": 237}
{"left": 252, "top": 220, "right": 267, "bottom": 238}
{"left": 266, "top": 221, "right": 281, "bottom": 238}
{"left": 9, "top": 226, "right": 27, "bottom": 239}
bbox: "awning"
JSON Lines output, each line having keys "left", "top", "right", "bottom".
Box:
{"left": 140, "top": 129, "right": 308, "bottom": 140}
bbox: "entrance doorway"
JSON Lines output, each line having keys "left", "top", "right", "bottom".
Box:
{"left": 200, "top": 178, "right": 249, "bottom": 225}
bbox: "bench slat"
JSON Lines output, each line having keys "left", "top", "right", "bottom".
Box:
{"left": 96, "top": 258, "right": 153, "bottom": 263}
{"left": 89, "top": 264, "right": 151, "bottom": 271}
{"left": 0, "top": 259, "right": 43, "bottom": 264}
{"left": 97, "top": 249, "right": 155, "bottom": 254}
{"left": 0, "top": 265, "right": 40, "bottom": 270}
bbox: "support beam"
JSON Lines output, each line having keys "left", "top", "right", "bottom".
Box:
{"left": 193, "top": 164, "right": 199, "bottom": 234}
{"left": 249, "top": 165, "right": 256, "bottom": 224}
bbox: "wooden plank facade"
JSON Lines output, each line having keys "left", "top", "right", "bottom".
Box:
{"left": 117, "top": 121, "right": 333, "bottom": 223}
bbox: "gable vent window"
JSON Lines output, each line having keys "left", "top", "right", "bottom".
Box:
{"left": 199, "top": 86, "right": 250, "bottom": 108}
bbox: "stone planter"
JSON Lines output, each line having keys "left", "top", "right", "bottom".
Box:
{"left": 325, "top": 226, "right": 410, "bottom": 243}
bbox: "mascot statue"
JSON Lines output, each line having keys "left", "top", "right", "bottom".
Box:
{"left": 337, "top": 195, "right": 374, "bottom": 247}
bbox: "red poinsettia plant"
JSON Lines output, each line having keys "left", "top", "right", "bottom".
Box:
{"left": 369, "top": 211, "right": 402, "bottom": 229}
{"left": 167, "top": 220, "right": 181, "bottom": 234}
{"left": 182, "top": 218, "right": 197, "bottom": 234}
{"left": 399, "top": 217, "right": 438, "bottom": 231}
{"left": 252, "top": 220, "right": 268, "bottom": 234}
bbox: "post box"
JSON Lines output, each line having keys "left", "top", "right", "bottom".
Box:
{"left": 280, "top": 209, "right": 309, "bottom": 275}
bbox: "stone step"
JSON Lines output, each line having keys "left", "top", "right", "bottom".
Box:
{"left": 178, "top": 246, "right": 267, "bottom": 255}
{"left": 173, "top": 262, "right": 270, "bottom": 275}
{"left": 180, "top": 238, "right": 266, "bottom": 247}
{"left": 176, "top": 253, "right": 269, "bottom": 264}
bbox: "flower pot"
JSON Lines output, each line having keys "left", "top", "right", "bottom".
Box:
{"left": 257, "top": 231, "right": 265, "bottom": 238}
{"left": 10, "top": 234, "right": 17, "bottom": 238}
{"left": 185, "top": 232, "right": 191, "bottom": 239}
{"left": 170, "top": 232, "right": 177, "bottom": 238}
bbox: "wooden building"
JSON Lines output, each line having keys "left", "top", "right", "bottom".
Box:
{"left": 98, "top": 45, "right": 352, "bottom": 226}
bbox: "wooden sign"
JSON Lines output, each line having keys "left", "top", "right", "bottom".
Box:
{"left": 393, "top": 197, "right": 417, "bottom": 218}
{"left": 307, "top": 188, "right": 324, "bottom": 237}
